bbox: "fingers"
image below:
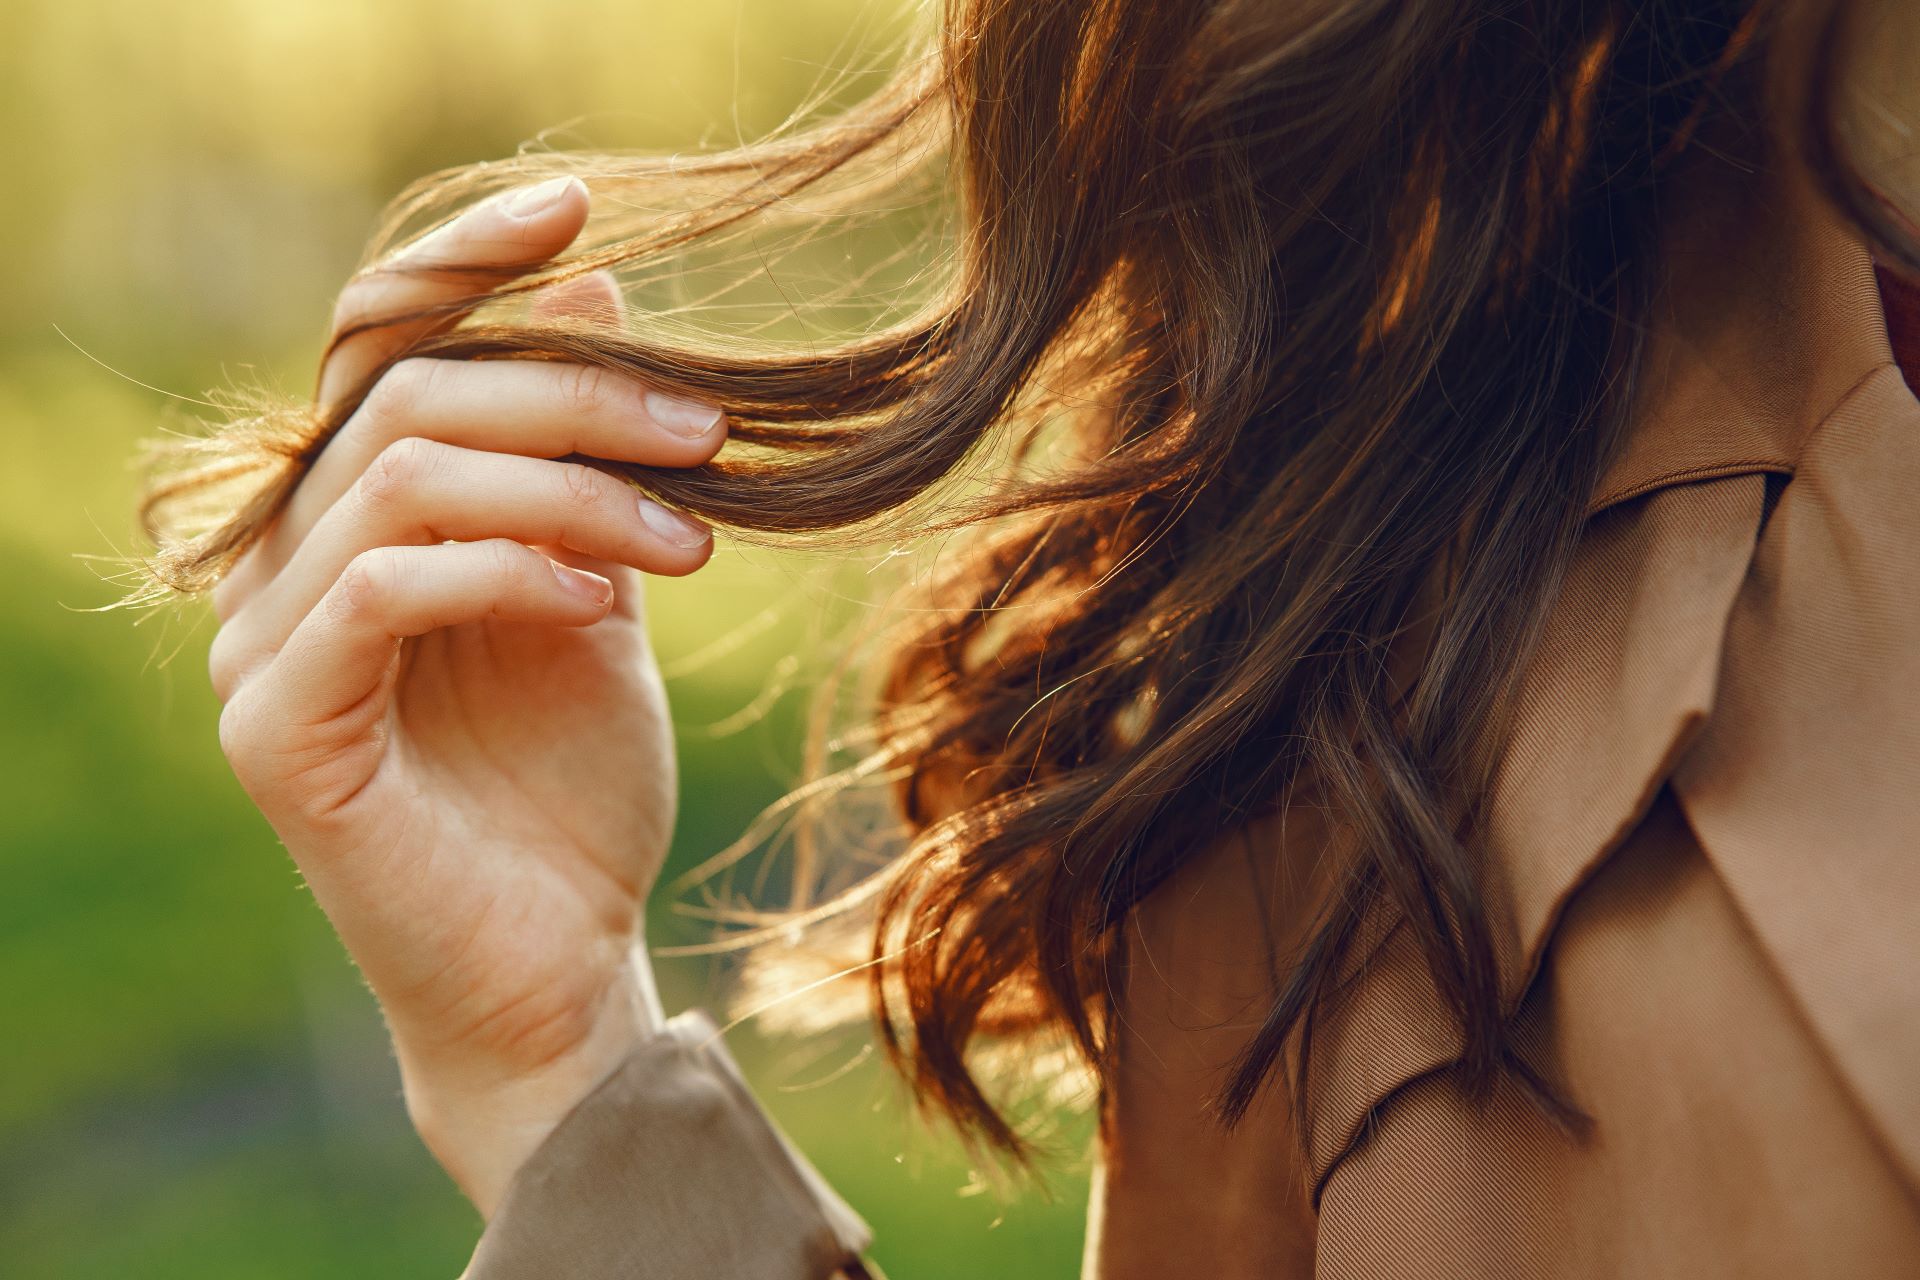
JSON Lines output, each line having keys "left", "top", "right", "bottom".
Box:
{"left": 303, "top": 359, "right": 721, "bottom": 543}
{"left": 238, "top": 540, "right": 617, "bottom": 740}
{"left": 212, "top": 357, "right": 726, "bottom": 621}
{"left": 210, "top": 441, "right": 710, "bottom": 684}
{"left": 319, "top": 176, "right": 591, "bottom": 406}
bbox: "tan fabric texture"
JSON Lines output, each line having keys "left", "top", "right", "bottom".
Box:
{"left": 469, "top": 158, "right": 1920, "bottom": 1278}
{"left": 465, "top": 1011, "right": 871, "bottom": 1279}
{"left": 1094, "top": 161, "right": 1920, "bottom": 1279}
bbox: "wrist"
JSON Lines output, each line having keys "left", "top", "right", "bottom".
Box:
{"left": 400, "top": 945, "right": 665, "bottom": 1217}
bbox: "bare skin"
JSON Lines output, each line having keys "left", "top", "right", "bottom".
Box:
{"left": 208, "top": 177, "right": 709, "bottom": 1214}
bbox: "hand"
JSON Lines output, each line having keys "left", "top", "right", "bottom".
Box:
{"left": 207, "top": 177, "right": 725, "bottom": 1214}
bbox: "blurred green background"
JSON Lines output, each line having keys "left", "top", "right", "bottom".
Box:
{"left": 0, "top": 2, "right": 1086, "bottom": 1275}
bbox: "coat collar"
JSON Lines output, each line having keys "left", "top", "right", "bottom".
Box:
{"left": 1591, "top": 158, "right": 1893, "bottom": 511}
{"left": 1502, "top": 155, "right": 1901, "bottom": 995}
{"left": 1304, "top": 153, "right": 1916, "bottom": 1195}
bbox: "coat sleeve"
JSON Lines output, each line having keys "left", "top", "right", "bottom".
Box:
{"left": 463, "top": 1009, "right": 874, "bottom": 1279}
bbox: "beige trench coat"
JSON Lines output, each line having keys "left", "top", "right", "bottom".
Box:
{"left": 463, "top": 156, "right": 1920, "bottom": 1279}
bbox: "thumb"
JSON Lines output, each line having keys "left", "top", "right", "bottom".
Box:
{"left": 320, "top": 176, "right": 593, "bottom": 406}
{"left": 530, "top": 269, "right": 628, "bottom": 328}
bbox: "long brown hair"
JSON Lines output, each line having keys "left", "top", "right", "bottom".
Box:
{"left": 139, "top": 0, "right": 1916, "bottom": 1154}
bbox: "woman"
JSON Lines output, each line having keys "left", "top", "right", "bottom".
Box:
{"left": 137, "top": 0, "right": 1920, "bottom": 1275}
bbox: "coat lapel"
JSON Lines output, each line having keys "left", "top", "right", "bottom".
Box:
{"left": 1671, "top": 361, "right": 1920, "bottom": 1189}
{"left": 1306, "top": 159, "right": 1920, "bottom": 1193}
{"left": 1492, "top": 165, "right": 1895, "bottom": 979}
{"left": 1492, "top": 167, "right": 1920, "bottom": 1190}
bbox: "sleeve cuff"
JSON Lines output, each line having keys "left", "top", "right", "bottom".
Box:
{"left": 465, "top": 1009, "right": 873, "bottom": 1279}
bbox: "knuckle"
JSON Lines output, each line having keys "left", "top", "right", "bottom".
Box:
{"left": 358, "top": 436, "right": 440, "bottom": 508}
{"left": 556, "top": 461, "right": 607, "bottom": 514}
{"left": 216, "top": 690, "right": 263, "bottom": 771}
{"left": 331, "top": 549, "right": 398, "bottom": 624}
{"left": 558, "top": 363, "right": 610, "bottom": 415}
{"left": 206, "top": 625, "right": 251, "bottom": 703}
{"left": 479, "top": 538, "right": 541, "bottom": 585}
{"left": 361, "top": 358, "right": 436, "bottom": 432}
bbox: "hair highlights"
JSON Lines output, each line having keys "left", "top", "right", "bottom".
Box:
{"left": 139, "top": 0, "right": 1915, "bottom": 1155}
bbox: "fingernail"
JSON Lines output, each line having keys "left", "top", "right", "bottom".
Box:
{"left": 506, "top": 176, "right": 578, "bottom": 219}
{"left": 553, "top": 561, "right": 613, "bottom": 605}
{"left": 637, "top": 498, "right": 710, "bottom": 548}
{"left": 643, "top": 389, "right": 724, "bottom": 438}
